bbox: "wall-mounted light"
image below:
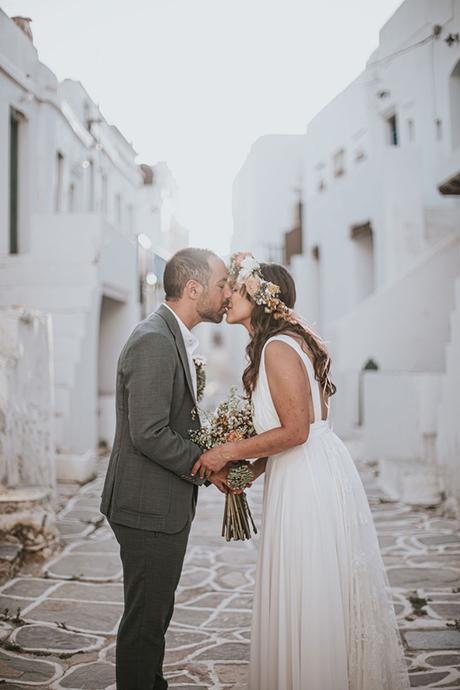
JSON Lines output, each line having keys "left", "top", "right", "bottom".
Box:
{"left": 146, "top": 272, "right": 158, "bottom": 286}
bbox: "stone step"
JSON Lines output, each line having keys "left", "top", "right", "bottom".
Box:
{"left": 0, "top": 542, "right": 23, "bottom": 585}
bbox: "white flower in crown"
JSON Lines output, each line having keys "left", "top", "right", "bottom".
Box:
{"left": 229, "top": 251, "right": 298, "bottom": 324}
{"left": 239, "top": 256, "right": 260, "bottom": 279}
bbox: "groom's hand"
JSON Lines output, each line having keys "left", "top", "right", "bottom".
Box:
{"left": 208, "top": 467, "right": 230, "bottom": 494}
{"left": 192, "top": 448, "right": 228, "bottom": 478}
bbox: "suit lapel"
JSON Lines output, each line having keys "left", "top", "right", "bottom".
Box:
{"left": 155, "top": 304, "right": 197, "bottom": 404}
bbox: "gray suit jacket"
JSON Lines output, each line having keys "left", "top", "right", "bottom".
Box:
{"left": 100, "top": 304, "right": 205, "bottom": 533}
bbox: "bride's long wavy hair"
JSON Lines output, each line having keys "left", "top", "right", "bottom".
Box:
{"left": 241, "top": 263, "right": 337, "bottom": 400}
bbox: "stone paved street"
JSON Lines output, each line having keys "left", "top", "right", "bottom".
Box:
{"left": 0, "top": 452, "right": 459, "bottom": 689}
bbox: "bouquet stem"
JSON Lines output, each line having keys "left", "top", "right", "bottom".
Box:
{"left": 222, "top": 491, "right": 257, "bottom": 542}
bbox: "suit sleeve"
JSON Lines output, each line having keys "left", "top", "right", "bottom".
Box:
{"left": 124, "top": 331, "right": 203, "bottom": 479}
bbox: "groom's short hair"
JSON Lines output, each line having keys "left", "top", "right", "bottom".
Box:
{"left": 164, "top": 248, "right": 217, "bottom": 299}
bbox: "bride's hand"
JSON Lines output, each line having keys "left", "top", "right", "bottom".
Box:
{"left": 192, "top": 448, "right": 229, "bottom": 479}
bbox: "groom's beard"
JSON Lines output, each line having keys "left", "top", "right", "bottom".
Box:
{"left": 197, "top": 299, "right": 229, "bottom": 324}
{"left": 197, "top": 306, "right": 225, "bottom": 323}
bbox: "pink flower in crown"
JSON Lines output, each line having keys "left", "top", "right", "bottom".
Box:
{"left": 235, "top": 251, "right": 253, "bottom": 266}
{"left": 244, "top": 275, "right": 259, "bottom": 297}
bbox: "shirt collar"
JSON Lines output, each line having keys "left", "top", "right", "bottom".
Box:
{"left": 162, "top": 302, "right": 199, "bottom": 353}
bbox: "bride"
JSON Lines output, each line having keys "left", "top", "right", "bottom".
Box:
{"left": 192, "top": 253, "right": 410, "bottom": 690}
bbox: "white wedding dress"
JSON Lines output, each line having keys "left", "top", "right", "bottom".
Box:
{"left": 249, "top": 334, "right": 410, "bottom": 690}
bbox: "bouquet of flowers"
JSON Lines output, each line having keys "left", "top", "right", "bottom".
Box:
{"left": 190, "top": 388, "right": 258, "bottom": 541}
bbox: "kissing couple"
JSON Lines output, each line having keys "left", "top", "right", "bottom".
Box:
{"left": 100, "top": 248, "right": 409, "bottom": 690}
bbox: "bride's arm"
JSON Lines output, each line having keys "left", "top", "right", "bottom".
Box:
{"left": 251, "top": 457, "right": 268, "bottom": 480}
{"left": 192, "top": 341, "right": 311, "bottom": 477}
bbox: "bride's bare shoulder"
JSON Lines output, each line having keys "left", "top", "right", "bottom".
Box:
{"left": 270, "top": 331, "right": 314, "bottom": 358}
{"left": 264, "top": 338, "right": 304, "bottom": 370}
{"left": 263, "top": 339, "right": 310, "bottom": 400}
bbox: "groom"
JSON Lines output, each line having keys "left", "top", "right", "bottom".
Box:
{"left": 100, "top": 248, "right": 232, "bottom": 690}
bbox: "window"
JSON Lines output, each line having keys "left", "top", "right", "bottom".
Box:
{"left": 127, "top": 204, "right": 134, "bottom": 233}
{"left": 115, "top": 193, "right": 122, "bottom": 227}
{"left": 101, "top": 173, "right": 108, "bottom": 215}
{"left": 311, "top": 245, "right": 322, "bottom": 328}
{"left": 386, "top": 114, "right": 399, "bottom": 146}
{"left": 450, "top": 60, "right": 460, "bottom": 149}
{"left": 407, "top": 119, "right": 415, "bottom": 142}
{"left": 350, "top": 222, "right": 375, "bottom": 301}
{"left": 9, "top": 110, "right": 21, "bottom": 254}
{"left": 333, "top": 149, "right": 345, "bottom": 177}
{"left": 87, "top": 160, "right": 95, "bottom": 212}
{"left": 283, "top": 223, "right": 302, "bottom": 266}
{"left": 68, "top": 183, "right": 75, "bottom": 212}
{"left": 315, "top": 162, "right": 326, "bottom": 191}
{"left": 54, "top": 152, "right": 64, "bottom": 212}
{"left": 435, "top": 118, "right": 443, "bottom": 141}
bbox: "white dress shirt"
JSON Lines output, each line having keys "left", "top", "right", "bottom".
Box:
{"left": 163, "top": 303, "right": 199, "bottom": 399}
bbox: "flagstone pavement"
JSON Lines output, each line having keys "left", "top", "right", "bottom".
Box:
{"left": 0, "top": 453, "right": 459, "bottom": 690}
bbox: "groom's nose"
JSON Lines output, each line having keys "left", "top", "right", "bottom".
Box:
{"left": 223, "top": 283, "right": 232, "bottom": 301}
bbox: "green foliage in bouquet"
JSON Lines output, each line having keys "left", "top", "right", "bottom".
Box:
{"left": 190, "top": 387, "right": 255, "bottom": 449}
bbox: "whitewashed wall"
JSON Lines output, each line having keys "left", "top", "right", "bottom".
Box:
{"left": 0, "top": 308, "right": 54, "bottom": 492}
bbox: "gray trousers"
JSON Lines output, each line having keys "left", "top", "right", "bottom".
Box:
{"left": 110, "top": 520, "right": 191, "bottom": 690}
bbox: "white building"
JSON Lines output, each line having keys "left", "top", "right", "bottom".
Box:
{"left": 225, "top": 135, "right": 306, "bottom": 377}
{"left": 302, "top": 0, "right": 460, "bottom": 508}
{"left": 0, "top": 12, "right": 187, "bottom": 483}
{"left": 232, "top": 134, "right": 306, "bottom": 263}
{"left": 231, "top": 0, "right": 460, "bottom": 511}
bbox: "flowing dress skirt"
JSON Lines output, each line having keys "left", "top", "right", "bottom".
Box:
{"left": 249, "top": 335, "right": 409, "bottom": 690}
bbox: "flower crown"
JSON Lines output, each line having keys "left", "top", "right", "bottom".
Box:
{"left": 228, "top": 252, "right": 297, "bottom": 323}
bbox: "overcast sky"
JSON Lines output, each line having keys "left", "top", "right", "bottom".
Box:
{"left": 2, "top": 0, "right": 402, "bottom": 254}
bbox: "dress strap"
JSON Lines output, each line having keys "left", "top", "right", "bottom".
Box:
{"left": 264, "top": 335, "right": 322, "bottom": 423}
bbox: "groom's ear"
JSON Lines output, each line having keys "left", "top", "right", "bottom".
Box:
{"left": 184, "top": 279, "right": 205, "bottom": 301}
